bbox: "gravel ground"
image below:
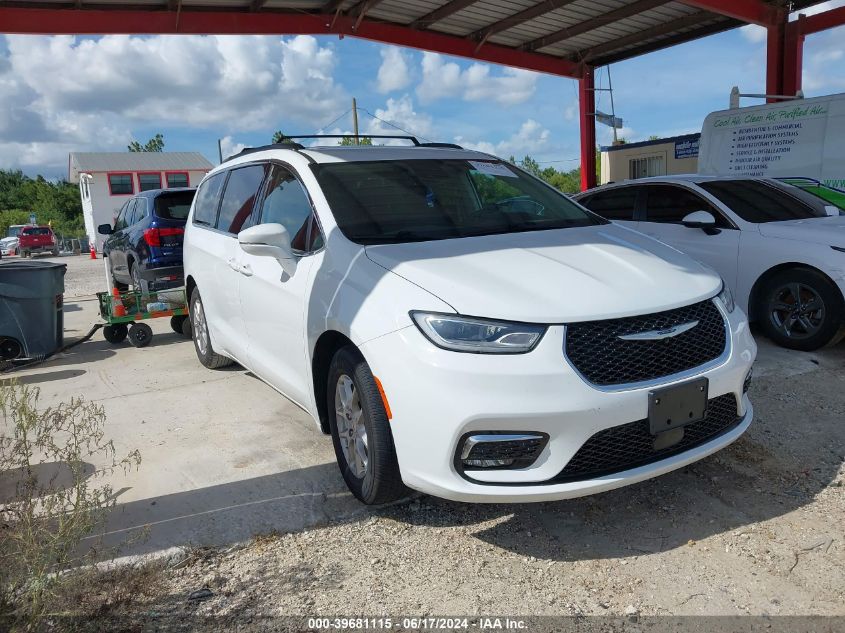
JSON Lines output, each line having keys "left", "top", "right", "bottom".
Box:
{"left": 86, "top": 360, "right": 845, "bottom": 625}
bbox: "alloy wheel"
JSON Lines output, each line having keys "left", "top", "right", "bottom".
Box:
{"left": 769, "top": 282, "right": 825, "bottom": 340}
{"left": 192, "top": 299, "right": 209, "bottom": 356}
{"left": 335, "top": 374, "right": 369, "bottom": 479}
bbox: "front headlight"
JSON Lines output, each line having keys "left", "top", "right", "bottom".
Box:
{"left": 717, "top": 280, "right": 735, "bottom": 313}
{"left": 410, "top": 312, "right": 546, "bottom": 354}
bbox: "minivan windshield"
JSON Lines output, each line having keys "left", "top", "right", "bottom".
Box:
{"left": 154, "top": 190, "right": 196, "bottom": 221}
{"left": 698, "top": 179, "right": 832, "bottom": 223}
{"left": 313, "top": 159, "right": 604, "bottom": 244}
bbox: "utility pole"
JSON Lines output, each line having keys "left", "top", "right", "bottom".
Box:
{"left": 352, "top": 97, "right": 360, "bottom": 146}
{"left": 217, "top": 138, "right": 223, "bottom": 163}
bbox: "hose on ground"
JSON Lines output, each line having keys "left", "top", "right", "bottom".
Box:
{"left": 1, "top": 322, "right": 103, "bottom": 374}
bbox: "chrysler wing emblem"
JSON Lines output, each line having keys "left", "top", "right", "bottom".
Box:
{"left": 619, "top": 320, "right": 699, "bottom": 342}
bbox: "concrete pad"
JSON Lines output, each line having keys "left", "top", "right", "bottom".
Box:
{"left": 7, "top": 296, "right": 362, "bottom": 558}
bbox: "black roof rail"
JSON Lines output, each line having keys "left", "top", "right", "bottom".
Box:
{"left": 222, "top": 136, "right": 466, "bottom": 163}
{"left": 417, "top": 142, "right": 464, "bottom": 149}
{"left": 282, "top": 134, "right": 421, "bottom": 145}
{"left": 223, "top": 142, "right": 305, "bottom": 163}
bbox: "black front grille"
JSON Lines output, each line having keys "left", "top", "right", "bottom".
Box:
{"left": 565, "top": 300, "right": 727, "bottom": 386}
{"left": 552, "top": 393, "right": 741, "bottom": 483}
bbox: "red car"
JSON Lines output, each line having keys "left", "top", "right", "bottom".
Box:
{"left": 19, "top": 225, "right": 59, "bottom": 258}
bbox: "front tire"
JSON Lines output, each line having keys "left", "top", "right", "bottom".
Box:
{"left": 189, "top": 288, "right": 233, "bottom": 369}
{"left": 127, "top": 323, "right": 153, "bottom": 348}
{"left": 327, "top": 345, "right": 406, "bottom": 505}
{"left": 758, "top": 268, "right": 844, "bottom": 351}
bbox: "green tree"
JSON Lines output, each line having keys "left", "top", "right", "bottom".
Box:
{"left": 339, "top": 136, "right": 373, "bottom": 146}
{"left": 0, "top": 169, "right": 84, "bottom": 237}
{"left": 519, "top": 155, "right": 542, "bottom": 178}
{"left": 127, "top": 133, "right": 164, "bottom": 152}
{"left": 272, "top": 131, "right": 291, "bottom": 144}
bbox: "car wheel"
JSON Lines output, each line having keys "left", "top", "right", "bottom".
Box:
{"left": 327, "top": 345, "right": 406, "bottom": 505}
{"left": 130, "top": 262, "right": 149, "bottom": 295}
{"left": 170, "top": 315, "right": 187, "bottom": 335}
{"left": 758, "top": 268, "right": 844, "bottom": 351}
{"left": 189, "top": 288, "right": 233, "bottom": 369}
{"left": 127, "top": 323, "right": 153, "bottom": 348}
{"left": 103, "top": 324, "right": 128, "bottom": 344}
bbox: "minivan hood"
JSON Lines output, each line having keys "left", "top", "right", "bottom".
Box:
{"left": 758, "top": 215, "right": 845, "bottom": 247}
{"left": 365, "top": 224, "right": 721, "bottom": 323}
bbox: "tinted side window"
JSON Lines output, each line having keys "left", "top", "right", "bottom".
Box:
{"left": 193, "top": 172, "right": 226, "bottom": 227}
{"left": 259, "top": 166, "right": 318, "bottom": 252}
{"left": 217, "top": 165, "right": 267, "bottom": 234}
{"left": 115, "top": 200, "right": 135, "bottom": 229}
{"left": 131, "top": 199, "right": 148, "bottom": 225}
{"left": 644, "top": 185, "right": 722, "bottom": 225}
{"left": 698, "top": 180, "right": 825, "bottom": 223}
{"left": 580, "top": 187, "right": 638, "bottom": 220}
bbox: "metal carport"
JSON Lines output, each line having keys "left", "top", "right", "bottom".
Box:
{"left": 1, "top": 0, "right": 844, "bottom": 190}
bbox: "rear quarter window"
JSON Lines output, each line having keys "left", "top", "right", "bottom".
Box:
{"left": 192, "top": 173, "right": 226, "bottom": 227}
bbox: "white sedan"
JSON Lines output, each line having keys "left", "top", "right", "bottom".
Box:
{"left": 0, "top": 236, "right": 19, "bottom": 256}
{"left": 576, "top": 176, "right": 845, "bottom": 350}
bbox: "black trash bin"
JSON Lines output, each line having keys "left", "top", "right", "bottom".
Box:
{"left": 0, "top": 260, "right": 66, "bottom": 360}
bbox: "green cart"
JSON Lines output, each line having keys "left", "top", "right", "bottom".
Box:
{"left": 96, "top": 288, "right": 191, "bottom": 348}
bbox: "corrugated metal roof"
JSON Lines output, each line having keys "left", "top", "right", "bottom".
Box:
{"left": 69, "top": 152, "right": 214, "bottom": 173}
{"left": 5, "top": 0, "right": 831, "bottom": 74}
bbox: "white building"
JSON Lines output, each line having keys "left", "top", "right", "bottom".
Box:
{"left": 68, "top": 152, "right": 213, "bottom": 251}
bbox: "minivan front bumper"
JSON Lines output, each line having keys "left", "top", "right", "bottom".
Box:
{"left": 360, "top": 305, "right": 756, "bottom": 503}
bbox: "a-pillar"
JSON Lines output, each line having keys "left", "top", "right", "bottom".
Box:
{"left": 579, "top": 65, "right": 597, "bottom": 191}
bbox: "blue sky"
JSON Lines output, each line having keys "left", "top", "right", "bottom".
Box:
{"left": 0, "top": 1, "right": 843, "bottom": 179}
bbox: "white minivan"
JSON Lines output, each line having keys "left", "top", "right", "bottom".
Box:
{"left": 183, "top": 141, "right": 756, "bottom": 505}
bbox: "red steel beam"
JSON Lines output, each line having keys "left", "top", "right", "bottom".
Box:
{"left": 795, "top": 5, "right": 845, "bottom": 35}
{"left": 678, "top": 0, "right": 780, "bottom": 27}
{"left": 579, "top": 66, "right": 597, "bottom": 192}
{"left": 0, "top": 7, "right": 581, "bottom": 77}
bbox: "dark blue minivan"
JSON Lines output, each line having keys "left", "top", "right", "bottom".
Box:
{"left": 99, "top": 188, "right": 196, "bottom": 293}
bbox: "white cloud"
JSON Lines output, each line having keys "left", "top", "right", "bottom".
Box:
{"left": 417, "top": 52, "right": 538, "bottom": 106}
{"left": 457, "top": 119, "right": 550, "bottom": 158}
{"left": 364, "top": 94, "right": 434, "bottom": 142}
{"left": 219, "top": 136, "right": 247, "bottom": 161}
{"left": 376, "top": 47, "right": 411, "bottom": 94}
{"left": 0, "top": 34, "right": 347, "bottom": 172}
{"left": 739, "top": 24, "right": 767, "bottom": 44}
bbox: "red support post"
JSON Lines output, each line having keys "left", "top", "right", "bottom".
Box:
{"left": 766, "top": 20, "right": 784, "bottom": 100}
{"left": 783, "top": 19, "right": 805, "bottom": 97}
{"left": 579, "top": 65, "right": 597, "bottom": 192}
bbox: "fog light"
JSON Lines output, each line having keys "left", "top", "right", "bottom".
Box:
{"left": 743, "top": 368, "right": 753, "bottom": 394}
{"left": 459, "top": 433, "right": 548, "bottom": 470}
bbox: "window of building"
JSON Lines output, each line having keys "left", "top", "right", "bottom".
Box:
{"left": 628, "top": 155, "right": 665, "bottom": 180}
{"left": 260, "top": 166, "right": 321, "bottom": 252}
{"left": 108, "top": 173, "right": 134, "bottom": 196}
{"left": 216, "top": 165, "right": 267, "bottom": 234}
{"left": 138, "top": 172, "right": 162, "bottom": 192}
{"left": 580, "top": 187, "right": 638, "bottom": 221}
{"left": 192, "top": 172, "right": 226, "bottom": 227}
{"left": 166, "top": 172, "right": 190, "bottom": 188}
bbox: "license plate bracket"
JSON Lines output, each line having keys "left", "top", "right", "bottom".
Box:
{"left": 648, "top": 378, "right": 708, "bottom": 435}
